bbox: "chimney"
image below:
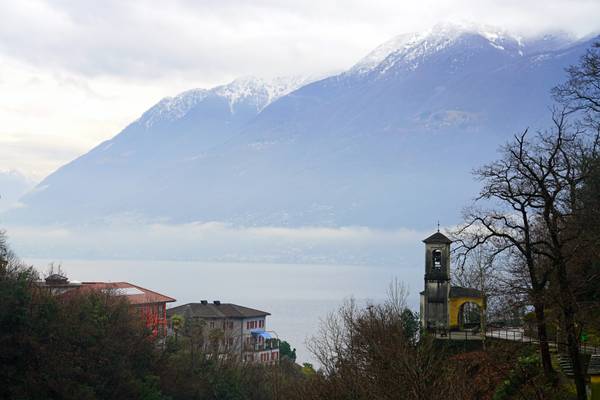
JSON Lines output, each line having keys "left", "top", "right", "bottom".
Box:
{"left": 213, "top": 300, "right": 221, "bottom": 305}
{"left": 200, "top": 300, "right": 208, "bottom": 305}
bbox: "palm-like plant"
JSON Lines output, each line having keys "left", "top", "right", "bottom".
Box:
{"left": 171, "top": 314, "right": 184, "bottom": 342}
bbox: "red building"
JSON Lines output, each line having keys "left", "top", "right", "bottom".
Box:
{"left": 39, "top": 274, "right": 176, "bottom": 336}
{"left": 81, "top": 281, "right": 176, "bottom": 336}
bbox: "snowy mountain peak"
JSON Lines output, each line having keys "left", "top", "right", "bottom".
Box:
{"left": 351, "top": 22, "right": 523, "bottom": 75}
{"left": 350, "top": 32, "right": 427, "bottom": 74}
{"left": 428, "top": 21, "right": 512, "bottom": 42}
{"left": 213, "top": 75, "right": 312, "bottom": 111}
{"left": 140, "top": 88, "right": 210, "bottom": 127}
{"left": 140, "top": 76, "right": 312, "bottom": 128}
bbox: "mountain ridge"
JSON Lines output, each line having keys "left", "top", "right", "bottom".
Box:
{"left": 5, "top": 25, "right": 599, "bottom": 229}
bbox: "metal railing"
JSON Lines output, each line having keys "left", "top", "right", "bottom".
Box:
{"left": 432, "top": 327, "right": 600, "bottom": 355}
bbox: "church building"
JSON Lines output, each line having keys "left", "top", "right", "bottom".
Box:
{"left": 419, "top": 231, "right": 485, "bottom": 331}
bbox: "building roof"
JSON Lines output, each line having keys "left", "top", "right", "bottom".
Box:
{"left": 45, "top": 273, "right": 69, "bottom": 284}
{"left": 79, "top": 282, "right": 176, "bottom": 305}
{"left": 449, "top": 286, "right": 484, "bottom": 298}
{"left": 167, "top": 302, "right": 270, "bottom": 320}
{"left": 423, "top": 231, "right": 452, "bottom": 244}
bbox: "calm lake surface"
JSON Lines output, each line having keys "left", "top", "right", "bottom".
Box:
{"left": 26, "top": 258, "right": 421, "bottom": 364}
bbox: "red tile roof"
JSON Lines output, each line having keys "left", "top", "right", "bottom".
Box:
{"left": 80, "top": 282, "right": 176, "bottom": 305}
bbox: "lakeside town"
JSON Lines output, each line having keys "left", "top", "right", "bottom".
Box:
{"left": 1, "top": 2, "right": 600, "bottom": 399}
{"left": 37, "top": 271, "right": 282, "bottom": 365}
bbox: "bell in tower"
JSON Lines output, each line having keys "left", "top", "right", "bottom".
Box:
{"left": 419, "top": 230, "right": 452, "bottom": 331}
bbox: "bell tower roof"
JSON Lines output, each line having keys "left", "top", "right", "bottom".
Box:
{"left": 422, "top": 231, "right": 452, "bottom": 244}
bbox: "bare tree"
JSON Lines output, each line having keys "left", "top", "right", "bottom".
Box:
{"left": 454, "top": 137, "right": 556, "bottom": 380}
{"left": 307, "top": 282, "right": 448, "bottom": 400}
{"left": 455, "top": 111, "right": 600, "bottom": 399}
{"left": 0, "top": 230, "right": 33, "bottom": 279}
{"left": 452, "top": 242, "right": 510, "bottom": 349}
{"left": 553, "top": 41, "right": 600, "bottom": 129}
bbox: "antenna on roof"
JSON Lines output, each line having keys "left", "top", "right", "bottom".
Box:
{"left": 437, "top": 220, "right": 440, "bottom": 232}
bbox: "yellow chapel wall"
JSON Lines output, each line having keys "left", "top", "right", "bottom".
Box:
{"left": 448, "top": 297, "right": 485, "bottom": 329}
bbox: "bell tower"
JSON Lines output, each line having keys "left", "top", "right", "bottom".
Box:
{"left": 420, "top": 230, "right": 452, "bottom": 330}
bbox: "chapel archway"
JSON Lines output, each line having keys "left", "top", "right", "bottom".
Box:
{"left": 458, "top": 301, "right": 482, "bottom": 330}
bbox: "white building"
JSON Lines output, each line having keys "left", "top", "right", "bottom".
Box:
{"left": 166, "top": 301, "right": 279, "bottom": 364}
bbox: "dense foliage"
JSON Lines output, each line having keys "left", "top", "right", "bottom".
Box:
{"left": 0, "top": 252, "right": 164, "bottom": 399}
{"left": 278, "top": 341, "right": 296, "bottom": 362}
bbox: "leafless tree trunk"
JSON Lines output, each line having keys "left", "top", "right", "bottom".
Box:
{"left": 454, "top": 150, "right": 556, "bottom": 380}
{"left": 456, "top": 110, "right": 599, "bottom": 399}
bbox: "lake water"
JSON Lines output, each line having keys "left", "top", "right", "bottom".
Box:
{"left": 26, "top": 258, "right": 422, "bottom": 364}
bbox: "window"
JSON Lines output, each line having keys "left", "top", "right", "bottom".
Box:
{"left": 432, "top": 250, "right": 442, "bottom": 269}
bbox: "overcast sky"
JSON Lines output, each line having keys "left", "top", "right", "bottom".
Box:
{"left": 1, "top": 0, "right": 599, "bottom": 181}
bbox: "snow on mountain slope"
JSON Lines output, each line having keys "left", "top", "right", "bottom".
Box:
{"left": 350, "top": 22, "right": 526, "bottom": 76}
{"left": 5, "top": 25, "right": 597, "bottom": 229}
{"left": 141, "top": 76, "right": 312, "bottom": 128}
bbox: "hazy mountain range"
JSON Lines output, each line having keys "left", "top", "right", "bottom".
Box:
{"left": 5, "top": 23, "right": 598, "bottom": 231}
